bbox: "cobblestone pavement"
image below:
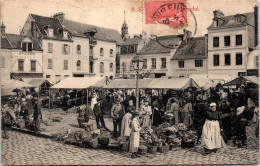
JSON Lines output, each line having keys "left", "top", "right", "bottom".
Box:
{"left": 2, "top": 124, "right": 259, "bottom": 165}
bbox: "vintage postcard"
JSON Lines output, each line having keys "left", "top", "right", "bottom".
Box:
{"left": 0, "top": 0, "right": 259, "bottom": 165}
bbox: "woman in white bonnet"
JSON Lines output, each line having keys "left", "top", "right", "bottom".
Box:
{"left": 201, "top": 102, "right": 226, "bottom": 155}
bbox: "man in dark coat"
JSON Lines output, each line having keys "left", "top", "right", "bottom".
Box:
{"left": 93, "top": 98, "right": 108, "bottom": 130}
{"left": 32, "top": 97, "right": 42, "bottom": 133}
{"left": 219, "top": 100, "right": 232, "bottom": 139}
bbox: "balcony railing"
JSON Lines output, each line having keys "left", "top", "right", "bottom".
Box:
{"left": 19, "top": 51, "right": 35, "bottom": 55}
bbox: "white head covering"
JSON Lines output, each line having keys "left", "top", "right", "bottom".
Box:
{"left": 210, "top": 103, "right": 217, "bottom": 107}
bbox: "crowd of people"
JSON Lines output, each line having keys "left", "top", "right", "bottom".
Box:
{"left": 1, "top": 81, "right": 259, "bottom": 157}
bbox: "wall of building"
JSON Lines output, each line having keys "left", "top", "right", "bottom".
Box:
{"left": 92, "top": 40, "right": 116, "bottom": 77}
{"left": 208, "top": 26, "right": 249, "bottom": 77}
{"left": 71, "top": 37, "right": 89, "bottom": 75}
{"left": 169, "top": 58, "right": 208, "bottom": 77}
{"left": 1, "top": 49, "right": 12, "bottom": 82}
{"left": 42, "top": 39, "right": 73, "bottom": 82}
{"left": 247, "top": 49, "right": 258, "bottom": 70}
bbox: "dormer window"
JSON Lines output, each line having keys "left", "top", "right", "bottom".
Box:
{"left": 48, "top": 28, "right": 54, "bottom": 37}
{"left": 214, "top": 20, "right": 219, "bottom": 27}
{"left": 22, "top": 42, "right": 33, "bottom": 52}
{"left": 235, "top": 16, "right": 242, "bottom": 23}
{"left": 63, "top": 31, "right": 68, "bottom": 39}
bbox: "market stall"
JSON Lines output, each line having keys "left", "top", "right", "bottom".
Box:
{"left": 22, "top": 78, "right": 52, "bottom": 94}
{"left": 223, "top": 76, "right": 259, "bottom": 86}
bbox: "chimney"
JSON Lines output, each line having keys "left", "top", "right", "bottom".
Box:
{"left": 53, "top": 12, "right": 65, "bottom": 24}
{"left": 183, "top": 28, "right": 192, "bottom": 41}
{"left": 205, "top": 34, "right": 208, "bottom": 56}
{"left": 1, "top": 22, "right": 6, "bottom": 35}
{"left": 254, "top": 6, "right": 258, "bottom": 47}
{"left": 31, "top": 21, "right": 37, "bottom": 38}
{"left": 213, "top": 10, "right": 224, "bottom": 18}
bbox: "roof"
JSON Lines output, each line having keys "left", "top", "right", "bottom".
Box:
{"left": 1, "top": 33, "right": 42, "bottom": 51}
{"left": 191, "top": 78, "right": 217, "bottom": 90}
{"left": 121, "top": 37, "right": 142, "bottom": 46}
{"left": 139, "top": 35, "right": 183, "bottom": 55}
{"left": 208, "top": 12, "right": 254, "bottom": 30}
{"left": 30, "top": 14, "right": 72, "bottom": 41}
{"left": 1, "top": 80, "right": 34, "bottom": 96}
{"left": 51, "top": 77, "right": 104, "bottom": 89}
{"left": 223, "top": 76, "right": 259, "bottom": 86}
{"left": 63, "top": 19, "right": 123, "bottom": 45}
{"left": 172, "top": 37, "right": 206, "bottom": 60}
{"left": 22, "top": 78, "right": 52, "bottom": 88}
{"left": 103, "top": 79, "right": 157, "bottom": 89}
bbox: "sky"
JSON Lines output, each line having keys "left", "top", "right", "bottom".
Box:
{"left": 0, "top": 0, "right": 258, "bottom": 38}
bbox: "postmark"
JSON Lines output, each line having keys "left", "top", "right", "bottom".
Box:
{"left": 145, "top": 0, "right": 187, "bottom": 29}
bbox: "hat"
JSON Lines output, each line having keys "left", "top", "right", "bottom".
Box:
{"left": 210, "top": 103, "right": 217, "bottom": 107}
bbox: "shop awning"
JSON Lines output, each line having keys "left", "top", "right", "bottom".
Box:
{"left": 22, "top": 78, "right": 52, "bottom": 88}
{"left": 103, "top": 79, "right": 157, "bottom": 89}
{"left": 51, "top": 77, "right": 104, "bottom": 89}
{"left": 145, "top": 78, "right": 200, "bottom": 90}
{"left": 1, "top": 79, "right": 34, "bottom": 96}
{"left": 223, "top": 76, "right": 259, "bottom": 86}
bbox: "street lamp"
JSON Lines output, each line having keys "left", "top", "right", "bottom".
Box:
{"left": 131, "top": 55, "right": 144, "bottom": 112}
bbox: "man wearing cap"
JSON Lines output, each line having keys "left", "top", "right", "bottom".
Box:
{"left": 111, "top": 99, "right": 125, "bottom": 137}
{"left": 93, "top": 98, "right": 107, "bottom": 130}
{"left": 32, "top": 96, "right": 42, "bottom": 133}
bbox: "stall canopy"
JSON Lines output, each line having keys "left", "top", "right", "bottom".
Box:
{"left": 89, "top": 78, "right": 111, "bottom": 88}
{"left": 22, "top": 78, "right": 52, "bottom": 89}
{"left": 223, "top": 76, "right": 259, "bottom": 86}
{"left": 1, "top": 79, "right": 33, "bottom": 96}
{"left": 51, "top": 77, "right": 104, "bottom": 89}
{"left": 191, "top": 78, "right": 218, "bottom": 90}
{"left": 103, "top": 79, "right": 158, "bottom": 89}
{"left": 146, "top": 78, "right": 200, "bottom": 89}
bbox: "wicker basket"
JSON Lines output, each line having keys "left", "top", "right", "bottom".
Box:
{"left": 148, "top": 145, "right": 157, "bottom": 154}
{"left": 138, "top": 146, "right": 148, "bottom": 155}
{"left": 158, "top": 144, "right": 169, "bottom": 153}
{"left": 98, "top": 137, "right": 110, "bottom": 147}
{"left": 120, "top": 141, "right": 129, "bottom": 151}
{"left": 181, "top": 140, "right": 195, "bottom": 148}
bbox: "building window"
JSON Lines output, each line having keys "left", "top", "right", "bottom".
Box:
{"left": 110, "top": 49, "right": 113, "bottom": 57}
{"left": 1, "top": 57, "right": 5, "bottom": 68}
{"left": 110, "top": 63, "right": 113, "bottom": 72}
{"left": 18, "top": 60, "right": 24, "bottom": 71}
{"left": 225, "top": 54, "right": 231, "bottom": 65}
{"left": 77, "top": 45, "right": 81, "bottom": 54}
{"left": 235, "top": 16, "right": 243, "bottom": 23}
{"left": 213, "top": 37, "right": 219, "bottom": 47}
{"left": 236, "top": 35, "right": 242, "bottom": 46}
{"left": 63, "top": 31, "right": 68, "bottom": 39}
{"left": 236, "top": 53, "right": 242, "bottom": 65}
{"left": 143, "top": 59, "right": 147, "bottom": 69}
{"left": 100, "top": 48, "right": 104, "bottom": 56}
{"left": 213, "top": 55, "right": 219, "bottom": 66}
{"left": 161, "top": 58, "right": 166, "bottom": 68}
{"left": 48, "top": 29, "right": 54, "bottom": 37}
{"left": 255, "top": 56, "right": 259, "bottom": 67}
{"left": 64, "top": 75, "right": 69, "bottom": 78}
{"left": 77, "top": 60, "right": 81, "bottom": 71}
{"left": 46, "top": 75, "right": 51, "bottom": 78}
{"left": 90, "top": 46, "right": 94, "bottom": 56}
{"left": 122, "top": 62, "right": 126, "bottom": 71}
{"left": 214, "top": 20, "right": 219, "bottom": 27}
{"left": 48, "top": 43, "right": 53, "bottom": 53}
{"left": 48, "top": 59, "right": 53, "bottom": 69}
{"left": 130, "top": 62, "right": 134, "bottom": 71}
{"left": 178, "top": 60, "right": 184, "bottom": 68}
{"left": 90, "top": 61, "right": 94, "bottom": 73}
{"left": 63, "top": 44, "right": 70, "bottom": 54}
{"left": 100, "top": 62, "right": 104, "bottom": 73}
{"left": 22, "top": 42, "right": 33, "bottom": 52}
{"left": 224, "top": 36, "right": 230, "bottom": 46}
{"left": 195, "top": 60, "right": 203, "bottom": 67}
{"left": 31, "top": 61, "right": 36, "bottom": 72}
{"left": 64, "top": 60, "right": 68, "bottom": 70}
{"left": 55, "top": 75, "right": 61, "bottom": 82}
{"left": 238, "top": 72, "right": 246, "bottom": 76}
{"left": 151, "top": 58, "right": 156, "bottom": 69}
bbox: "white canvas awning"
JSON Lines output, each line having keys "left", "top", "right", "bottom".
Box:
{"left": 51, "top": 77, "right": 104, "bottom": 89}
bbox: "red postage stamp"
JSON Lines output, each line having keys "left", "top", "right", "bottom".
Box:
{"left": 145, "top": 0, "right": 187, "bottom": 28}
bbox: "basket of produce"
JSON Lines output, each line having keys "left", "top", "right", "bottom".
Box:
{"left": 147, "top": 145, "right": 157, "bottom": 154}
{"left": 120, "top": 141, "right": 129, "bottom": 151}
{"left": 173, "top": 138, "right": 182, "bottom": 146}
{"left": 158, "top": 143, "right": 169, "bottom": 153}
{"left": 98, "top": 137, "right": 110, "bottom": 147}
{"left": 177, "top": 123, "right": 187, "bottom": 131}
{"left": 16, "top": 119, "right": 25, "bottom": 128}
{"left": 53, "top": 116, "right": 63, "bottom": 122}
{"left": 82, "top": 123, "right": 94, "bottom": 132}
{"left": 166, "top": 135, "right": 177, "bottom": 144}
{"left": 181, "top": 138, "right": 195, "bottom": 148}
{"left": 138, "top": 145, "right": 148, "bottom": 155}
